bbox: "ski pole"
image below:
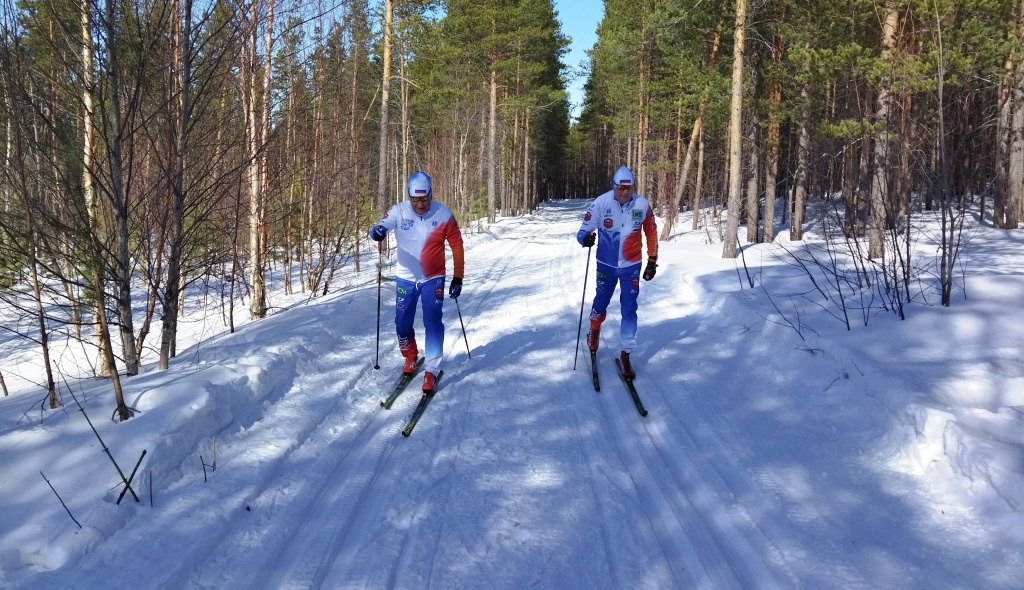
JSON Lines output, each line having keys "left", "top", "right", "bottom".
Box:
{"left": 573, "top": 244, "right": 592, "bottom": 370}
{"left": 455, "top": 295, "right": 471, "bottom": 359}
{"left": 374, "top": 242, "right": 383, "bottom": 370}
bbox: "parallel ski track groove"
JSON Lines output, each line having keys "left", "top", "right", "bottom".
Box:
{"left": 315, "top": 216, "right": 547, "bottom": 587}
{"left": 666, "top": 381, "right": 873, "bottom": 589}
{"left": 196, "top": 225, "right": 542, "bottom": 588}
{"left": 632, "top": 373, "right": 797, "bottom": 589}
{"left": 177, "top": 345, "right": 396, "bottom": 590}
{"left": 390, "top": 219, "right": 552, "bottom": 587}
{"left": 552, "top": 223, "right": 631, "bottom": 587}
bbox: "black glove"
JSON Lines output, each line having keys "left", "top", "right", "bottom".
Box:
{"left": 643, "top": 261, "right": 657, "bottom": 281}
{"left": 582, "top": 232, "right": 596, "bottom": 248}
{"left": 449, "top": 276, "right": 463, "bottom": 299}
{"left": 370, "top": 225, "right": 387, "bottom": 241}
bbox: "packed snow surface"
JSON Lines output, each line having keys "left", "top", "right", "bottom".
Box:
{"left": 1, "top": 200, "right": 1023, "bottom": 589}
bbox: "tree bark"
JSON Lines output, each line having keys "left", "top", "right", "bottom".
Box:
{"left": 160, "top": 0, "right": 192, "bottom": 369}
{"left": 868, "top": 2, "right": 898, "bottom": 259}
{"left": 745, "top": 112, "right": 760, "bottom": 244}
{"left": 103, "top": 0, "right": 140, "bottom": 376}
{"left": 790, "top": 81, "right": 810, "bottom": 241}
{"left": 488, "top": 67, "right": 498, "bottom": 223}
{"left": 376, "top": 0, "right": 395, "bottom": 214}
{"left": 722, "top": 0, "right": 747, "bottom": 258}
{"left": 995, "top": 53, "right": 1012, "bottom": 227}
{"left": 81, "top": 0, "right": 113, "bottom": 376}
{"left": 1007, "top": 0, "right": 1024, "bottom": 229}
{"left": 762, "top": 5, "right": 785, "bottom": 243}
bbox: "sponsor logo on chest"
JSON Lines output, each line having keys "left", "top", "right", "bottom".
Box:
{"left": 401, "top": 219, "right": 414, "bottom": 230}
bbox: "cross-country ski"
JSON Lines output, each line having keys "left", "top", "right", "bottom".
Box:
{"left": 615, "top": 357, "right": 648, "bottom": 417}
{"left": 380, "top": 358, "right": 424, "bottom": 409}
{"left": 402, "top": 371, "right": 443, "bottom": 437}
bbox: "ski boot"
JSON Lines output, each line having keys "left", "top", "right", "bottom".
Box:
{"left": 402, "top": 355, "right": 419, "bottom": 374}
{"left": 619, "top": 351, "right": 635, "bottom": 378}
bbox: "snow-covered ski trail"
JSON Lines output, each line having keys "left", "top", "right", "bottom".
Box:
{"left": 12, "top": 200, "right": 1021, "bottom": 590}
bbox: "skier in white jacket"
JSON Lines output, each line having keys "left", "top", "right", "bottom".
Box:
{"left": 371, "top": 171, "right": 464, "bottom": 393}
{"left": 576, "top": 166, "right": 658, "bottom": 377}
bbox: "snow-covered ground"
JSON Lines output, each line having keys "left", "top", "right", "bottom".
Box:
{"left": 1, "top": 200, "right": 1022, "bottom": 589}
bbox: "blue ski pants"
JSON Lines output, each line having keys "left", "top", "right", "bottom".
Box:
{"left": 589, "top": 262, "right": 641, "bottom": 353}
{"left": 395, "top": 276, "right": 445, "bottom": 374}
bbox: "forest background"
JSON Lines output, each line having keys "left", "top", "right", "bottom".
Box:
{"left": 1, "top": 0, "right": 1023, "bottom": 417}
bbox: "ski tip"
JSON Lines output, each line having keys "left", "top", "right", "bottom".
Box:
{"left": 402, "top": 430, "right": 411, "bottom": 437}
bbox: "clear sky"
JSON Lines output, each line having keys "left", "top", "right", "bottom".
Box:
{"left": 553, "top": 0, "right": 604, "bottom": 121}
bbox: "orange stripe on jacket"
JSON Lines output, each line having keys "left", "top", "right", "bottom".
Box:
{"left": 421, "top": 218, "right": 465, "bottom": 279}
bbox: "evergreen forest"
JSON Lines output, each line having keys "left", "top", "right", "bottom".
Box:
{"left": 1, "top": 0, "right": 1022, "bottom": 418}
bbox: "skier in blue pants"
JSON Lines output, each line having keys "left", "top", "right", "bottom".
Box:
{"left": 577, "top": 166, "right": 659, "bottom": 378}
{"left": 371, "top": 172, "right": 465, "bottom": 392}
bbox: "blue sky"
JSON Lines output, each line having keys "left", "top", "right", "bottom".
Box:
{"left": 553, "top": 0, "right": 604, "bottom": 121}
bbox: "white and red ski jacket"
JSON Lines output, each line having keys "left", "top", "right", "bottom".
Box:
{"left": 376, "top": 201, "right": 465, "bottom": 283}
{"left": 577, "top": 191, "right": 658, "bottom": 269}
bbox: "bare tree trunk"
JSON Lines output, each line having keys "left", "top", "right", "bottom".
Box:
{"left": 663, "top": 118, "right": 702, "bottom": 239}
{"left": 692, "top": 126, "right": 705, "bottom": 231}
{"left": 349, "top": 34, "right": 362, "bottom": 272}
{"left": 160, "top": 0, "right": 193, "bottom": 369}
{"left": 10, "top": 101, "right": 58, "bottom": 407}
{"left": 898, "top": 92, "right": 912, "bottom": 224}
{"left": 81, "top": 0, "right": 113, "bottom": 377}
{"left": 790, "top": 81, "right": 810, "bottom": 242}
{"left": 523, "top": 113, "right": 530, "bottom": 212}
{"left": 935, "top": 2, "right": 953, "bottom": 306}
{"left": 376, "top": 0, "right": 394, "bottom": 214}
{"left": 28, "top": 213, "right": 59, "bottom": 408}
{"left": 243, "top": 0, "right": 273, "bottom": 320}
{"left": 995, "top": 53, "right": 1012, "bottom": 227}
{"left": 2, "top": 87, "right": 9, "bottom": 212}
{"left": 868, "top": 2, "right": 898, "bottom": 259}
{"left": 762, "top": 6, "right": 784, "bottom": 243}
{"left": 745, "top": 112, "right": 760, "bottom": 244}
{"left": 1006, "top": 0, "right": 1024, "bottom": 229}
{"left": 857, "top": 111, "right": 871, "bottom": 236}
{"left": 722, "top": 0, "right": 747, "bottom": 259}
{"left": 284, "top": 43, "right": 296, "bottom": 293}
{"left": 637, "top": 24, "right": 648, "bottom": 196}
{"left": 477, "top": 87, "right": 486, "bottom": 208}
{"left": 401, "top": 42, "right": 410, "bottom": 187}
{"left": 843, "top": 139, "right": 857, "bottom": 237}
{"left": 488, "top": 67, "right": 498, "bottom": 223}
{"left": 103, "top": 0, "right": 140, "bottom": 376}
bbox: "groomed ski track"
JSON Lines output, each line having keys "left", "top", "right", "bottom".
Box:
{"left": 198, "top": 200, "right": 787, "bottom": 589}
{"left": 16, "top": 200, "right": 1011, "bottom": 590}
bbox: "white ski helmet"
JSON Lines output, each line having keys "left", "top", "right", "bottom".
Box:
{"left": 408, "top": 171, "right": 432, "bottom": 198}
{"left": 613, "top": 165, "right": 635, "bottom": 188}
